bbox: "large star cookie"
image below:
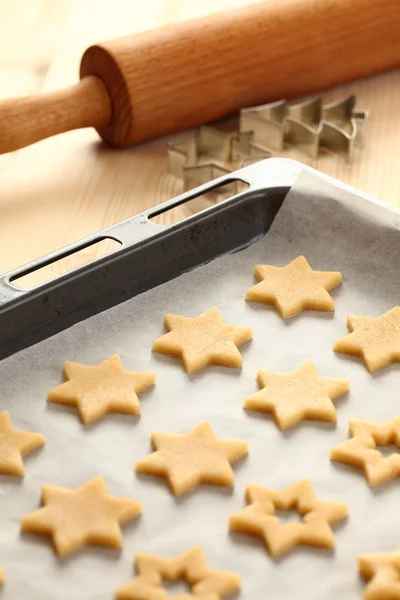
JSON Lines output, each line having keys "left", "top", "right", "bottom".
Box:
{"left": 0, "top": 411, "right": 45, "bottom": 476}
{"left": 359, "top": 549, "right": 400, "bottom": 600}
{"left": 116, "top": 546, "right": 240, "bottom": 600}
{"left": 21, "top": 475, "right": 142, "bottom": 556}
{"left": 246, "top": 255, "right": 342, "bottom": 319}
{"left": 229, "top": 478, "right": 348, "bottom": 558}
{"left": 334, "top": 307, "right": 400, "bottom": 372}
{"left": 48, "top": 354, "right": 156, "bottom": 424}
{"left": 152, "top": 307, "right": 252, "bottom": 373}
{"left": 244, "top": 361, "right": 349, "bottom": 430}
{"left": 136, "top": 421, "right": 248, "bottom": 496}
{"left": 0, "top": 569, "right": 4, "bottom": 585}
{"left": 331, "top": 417, "right": 400, "bottom": 487}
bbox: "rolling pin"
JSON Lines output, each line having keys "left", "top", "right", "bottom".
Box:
{"left": 1, "top": 0, "right": 399, "bottom": 155}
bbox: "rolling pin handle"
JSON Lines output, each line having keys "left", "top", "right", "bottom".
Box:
{"left": 0, "top": 76, "right": 112, "bottom": 155}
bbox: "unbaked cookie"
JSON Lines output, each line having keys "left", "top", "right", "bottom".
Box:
{"left": 359, "top": 549, "right": 400, "bottom": 600}
{"left": 136, "top": 421, "right": 248, "bottom": 496}
{"left": 0, "top": 411, "right": 45, "bottom": 476}
{"left": 229, "top": 479, "right": 348, "bottom": 558}
{"left": 48, "top": 354, "right": 156, "bottom": 425}
{"left": 152, "top": 307, "right": 252, "bottom": 373}
{"left": 246, "top": 255, "right": 342, "bottom": 319}
{"left": 331, "top": 417, "right": 400, "bottom": 487}
{"left": 115, "top": 546, "right": 240, "bottom": 600}
{"left": 244, "top": 361, "right": 349, "bottom": 430}
{"left": 334, "top": 307, "right": 400, "bottom": 372}
{"left": 21, "top": 475, "right": 142, "bottom": 557}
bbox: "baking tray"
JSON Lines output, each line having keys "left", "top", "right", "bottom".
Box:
{"left": 1, "top": 158, "right": 400, "bottom": 600}
{"left": 0, "top": 159, "right": 297, "bottom": 360}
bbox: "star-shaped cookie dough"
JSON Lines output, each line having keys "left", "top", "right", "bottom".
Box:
{"left": 334, "top": 307, "right": 400, "bottom": 372}
{"left": 330, "top": 417, "right": 400, "bottom": 487}
{"left": 229, "top": 478, "right": 348, "bottom": 558}
{"left": 116, "top": 545, "right": 240, "bottom": 600}
{"left": 244, "top": 361, "right": 349, "bottom": 430}
{"left": 246, "top": 255, "right": 342, "bottom": 319}
{"left": 21, "top": 475, "right": 142, "bottom": 557}
{"left": 136, "top": 421, "right": 248, "bottom": 496}
{"left": 359, "top": 549, "right": 400, "bottom": 600}
{"left": 152, "top": 307, "right": 252, "bottom": 373}
{"left": 47, "top": 354, "right": 156, "bottom": 425}
{"left": 0, "top": 411, "right": 45, "bottom": 476}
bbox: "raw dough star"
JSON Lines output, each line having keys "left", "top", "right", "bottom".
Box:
{"left": 152, "top": 306, "right": 252, "bottom": 373}
{"left": 115, "top": 546, "right": 240, "bottom": 600}
{"left": 246, "top": 255, "right": 342, "bottom": 319}
{"left": 330, "top": 417, "right": 400, "bottom": 487}
{"left": 334, "top": 307, "right": 400, "bottom": 372}
{"left": 136, "top": 421, "right": 248, "bottom": 496}
{"left": 229, "top": 478, "right": 348, "bottom": 558}
{"left": 359, "top": 549, "right": 400, "bottom": 600}
{"left": 48, "top": 354, "right": 156, "bottom": 425}
{"left": 0, "top": 411, "right": 45, "bottom": 476}
{"left": 244, "top": 361, "right": 349, "bottom": 430}
{"left": 21, "top": 475, "right": 142, "bottom": 557}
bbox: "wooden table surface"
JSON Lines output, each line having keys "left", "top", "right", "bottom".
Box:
{"left": 0, "top": 0, "right": 399, "bottom": 287}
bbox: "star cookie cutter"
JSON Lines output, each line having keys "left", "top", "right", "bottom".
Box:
{"left": 167, "top": 95, "right": 368, "bottom": 191}
{"left": 168, "top": 126, "right": 271, "bottom": 192}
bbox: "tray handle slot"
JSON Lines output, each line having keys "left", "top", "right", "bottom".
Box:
{"left": 147, "top": 178, "right": 250, "bottom": 225}
{"left": 9, "top": 237, "right": 121, "bottom": 290}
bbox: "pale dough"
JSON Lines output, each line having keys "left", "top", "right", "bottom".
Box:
{"left": 152, "top": 306, "right": 252, "bottom": 373}
{"left": 359, "top": 549, "right": 400, "bottom": 600}
{"left": 115, "top": 546, "right": 240, "bottom": 600}
{"left": 246, "top": 255, "right": 342, "bottom": 319}
{"left": 244, "top": 361, "right": 349, "bottom": 430}
{"left": 334, "top": 307, "right": 400, "bottom": 372}
{"left": 21, "top": 475, "right": 142, "bottom": 557}
{"left": 47, "top": 354, "right": 156, "bottom": 425}
{"left": 331, "top": 417, "right": 400, "bottom": 487}
{"left": 0, "top": 411, "right": 45, "bottom": 477}
{"left": 229, "top": 479, "right": 348, "bottom": 558}
{"left": 136, "top": 421, "right": 248, "bottom": 496}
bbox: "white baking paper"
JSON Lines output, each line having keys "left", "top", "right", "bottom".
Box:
{"left": 0, "top": 168, "right": 400, "bottom": 600}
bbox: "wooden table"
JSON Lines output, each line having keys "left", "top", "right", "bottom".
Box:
{"left": 0, "top": 0, "right": 399, "bottom": 287}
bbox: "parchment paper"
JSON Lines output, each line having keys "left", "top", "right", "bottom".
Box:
{"left": 1, "top": 169, "right": 400, "bottom": 600}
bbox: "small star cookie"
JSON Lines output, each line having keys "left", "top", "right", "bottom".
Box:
{"left": 136, "top": 421, "right": 248, "bottom": 496}
{"left": 331, "top": 417, "right": 400, "bottom": 487}
{"left": 21, "top": 475, "right": 142, "bottom": 557}
{"left": 229, "top": 478, "right": 348, "bottom": 558}
{"left": 334, "top": 307, "right": 400, "bottom": 372}
{"left": 244, "top": 361, "right": 349, "bottom": 430}
{"left": 152, "top": 307, "right": 252, "bottom": 373}
{"left": 246, "top": 255, "right": 342, "bottom": 319}
{"left": 48, "top": 354, "right": 156, "bottom": 425}
{"left": 115, "top": 546, "right": 240, "bottom": 600}
{"left": 0, "top": 411, "right": 45, "bottom": 476}
{"left": 0, "top": 569, "right": 4, "bottom": 584}
{"left": 359, "top": 549, "right": 400, "bottom": 600}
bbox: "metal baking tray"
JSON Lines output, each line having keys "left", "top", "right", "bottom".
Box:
{"left": 0, "top": 158, "right": 300, "bottom": 359}
{"left": 1, "top": 158, "right": 400, "bottom": 600}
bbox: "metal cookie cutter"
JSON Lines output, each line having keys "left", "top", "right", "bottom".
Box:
{"left": 168, "top": 126, "right": 272, "bottom": 193}
{"left": 168, "top": 95, "right": 369, "bottom": 191}
{"left": 240, "top": 95, "right": 368, "bottom": 159}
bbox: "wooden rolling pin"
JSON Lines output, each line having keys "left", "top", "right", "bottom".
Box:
{"left": 1, "top": 0, "right": 399, "bottom": 154}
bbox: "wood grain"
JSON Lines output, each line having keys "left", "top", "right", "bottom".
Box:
{"left": 0, "top": 0, "right": 399, "bottom": 288}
